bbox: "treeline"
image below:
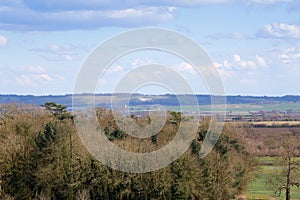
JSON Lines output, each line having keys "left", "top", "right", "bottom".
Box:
{"left": 251, "top": 123, "right": 300, "bottom": 128}
{"left": 0, "top": 104, "right": 255, "bottom": 200}
{"left": 1, "top": 94, "right": 300, "bottom": 108}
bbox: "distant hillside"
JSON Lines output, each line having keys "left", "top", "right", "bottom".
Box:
{"left": 0, "top": 94, "right": 300, "bottom": 109}
{"left": 0, "top": 94, "right": 73, "bottom": 107}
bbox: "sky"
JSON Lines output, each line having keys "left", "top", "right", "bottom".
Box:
{"left": 0, "top": 0, "right": 300, "bottom": 96}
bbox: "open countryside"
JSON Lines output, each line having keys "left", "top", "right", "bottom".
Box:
{"left": 1, "top": 94, "right": 300, "bottom": 199}
{"left": 2, "top": 0, "right": 300, "bottom": 199}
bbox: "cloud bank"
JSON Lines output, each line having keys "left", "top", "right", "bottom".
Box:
{"left": 0, "top": 0, "right": 296, "bottom": 31}
{"left": 258, "top": 22, "right": 300, "bottom": 39}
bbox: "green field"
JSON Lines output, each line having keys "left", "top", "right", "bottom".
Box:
{"left": 225, "top": 103, "right": 300, "bottom": 113}
{"left": 131, "top": 102, "right": 300, "bottom": 113}
{"left": 246, "top": 157, "right": 300, "bottom": 200}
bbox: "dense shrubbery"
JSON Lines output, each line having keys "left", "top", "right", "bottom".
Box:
{"left": 0, "top": 104, "right": 255, "bottom": 200}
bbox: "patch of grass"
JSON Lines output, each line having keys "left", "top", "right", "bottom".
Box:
{"left": 247, "top": 171, "right": 276, "bottom": 197}
{"left": 246, "top": 157, "right": 300, "bottom": 200}
{"left": 256, "top": 157, "right": 282, "bottom": 166}
{"left": 247, "top": 194, "right": 273, "bottom": 200}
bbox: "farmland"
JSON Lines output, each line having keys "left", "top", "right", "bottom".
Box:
{"left": 237, "top": 124, "right": 300, "bottom": 199}
{"left": 1, "top": 95, "right": 300, "bottom": 199}
{"left": 246, "top": 157, "right": 300, "bottom": 200}
{"left": 133, "top": 102, "right": 300, "bottom": 113}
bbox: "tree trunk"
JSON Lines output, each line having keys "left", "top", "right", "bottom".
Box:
{"left": 286, "top": 157, "right": 291, "bottom": 200}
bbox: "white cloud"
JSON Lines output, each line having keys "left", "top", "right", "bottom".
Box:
{"left": 107, "top": 65, "right": 125, "bottom": 73}
{"left": 250, "top": 0, "right": 291, "bottom": 4}
{"left": 280, "top": 48, "right": 300, "bottom": 64}
{"left": 258, "top": 22, "right": 300, "bottom": 39}
{"left": 206, "top": 32, "right": 251, "bottom": 40}
{"left": 160, "top": 0, "right": 231, "bottom": 6}
{"left": 18, "top": 0, "right": 294, "bottom": 11}
{"left": 40, "top": 74, "right": 52, "bottom": 81}
{"left": 15, "top": 66, "right": 56, "bottom": 87}
{"left": 217, "top": 54, "right": 268, "bottom": 75}
{"left": 214, "top": 62, "right": 222, "bottom": 68}
{"left": 237, "top": 59, "right": 256, "bottom": 69}
{"left": 0, "top": 0, "right": 295, "bottom": 31}
{"left": 31, "top": 44, "right": 84, "bottom": 61}
{"left": 63, "top": 55, "right": 73, "bottom": 61}
{"left": 233, "top": 54, "right": 268, "bottom": 69}
{"left": 167, "top": 6, "right": 176, "bottom": 12}
{"left": 53, "top": 74, "right": 65, "bottom": 81}
{"left": 0, "top": 35, "right": 8, "bottom": 47}
{"left": 233, "top": 54, "right": 241, "bottom": 63}
{"left": 109, "top": 9, "right": 143, "bottom": 19}
{"left": 109, "top": 60, "right": 197, "bottom": 77}
{"left": 16, "top": 74, "right": 36, "bottom": 86}
{"left": 215, "top": 54, "right": 270, "bottom": 90}
{"left": 255, "top": 55, "right": 267, "bottom": 67}
{"left": 175, "top": 62, "right": 196, "bottom": 75}
{"left": 22, "top": 0, "right": 232, "bottom": 11}
{"left": 214, "top": 62, "right": 235, "bottom": 80}
{"left": 28, "top": 66, "right": 46, "bottom": 73}
{"left": 131, "top": 59, "right": 153, "bottom": 66}
{"left": 215, "top": 60, "right": 232, "bottom": 69}
{"left": 223, "top": 60, "right": 232, "bottom": 68}
{"left": 0, "top": 3, "right": 176, "bottom": 31}
{"left": 108, "top": 7, "right": 174, "bottom": 21}
{"left": 16, "top": 73, "right": 53, "bottom": 86}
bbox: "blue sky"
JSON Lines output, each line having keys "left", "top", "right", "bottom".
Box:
{"left": 0, "top": 0, "right": 300, "bottom": 96}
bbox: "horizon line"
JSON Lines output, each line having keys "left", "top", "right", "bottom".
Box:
{"left": 0, "top": 93, "right": 299, "bottom": 98}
